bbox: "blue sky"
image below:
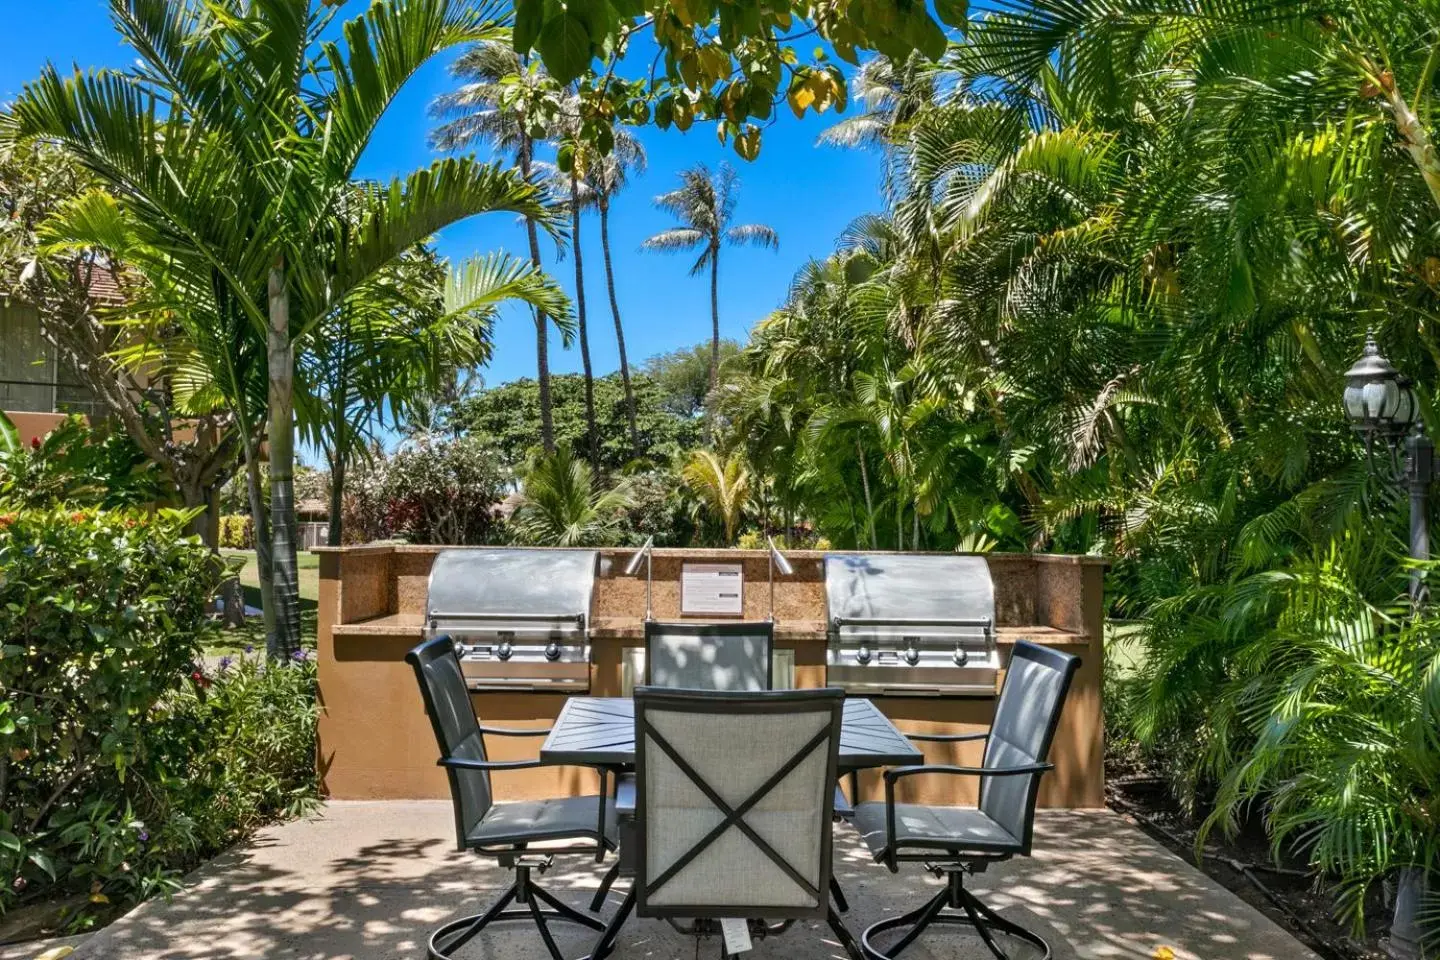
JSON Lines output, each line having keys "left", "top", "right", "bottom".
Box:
{"left": 0, "top": 0, "right": 886, "bottom": 387}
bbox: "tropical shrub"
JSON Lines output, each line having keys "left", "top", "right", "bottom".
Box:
{"left": 0, "top": 507, "right": 219, "bottom": 915}
{"left": 0, "top": 412, "right": 161, "bottom": 510}
{"left": 511, "top": 444, "right": 634, "bottom": 546}
{"left": 218, "top": 514, "right": 254, "bottom": 549}
{"left": 0, "top": 507, "right": 318, "bottom": 926}
{"left": 342, "top": 436, "right": 507, "bottom": 545}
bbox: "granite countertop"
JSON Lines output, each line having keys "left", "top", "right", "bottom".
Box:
{"left": 329, "top": 613, "right": 1090, "bottom": 646}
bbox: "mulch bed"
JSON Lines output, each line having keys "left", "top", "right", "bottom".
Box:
{"left": 1106, "top": 769, "right": 1391, "bottom": 960}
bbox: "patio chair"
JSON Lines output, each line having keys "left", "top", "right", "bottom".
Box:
{"left": 634, "top": 620, "right": 853, "bottom": 911}
{"left": 587, "top": 687, "right": 863, "bottom": 960}
{"left": 644, "top": 620, "right": 774, "bottom": 690}
{"left": 852, "top": 640, "right": 1080, "bottom": 960}
{"left": 406, "top": 636, "right": 618, "bottom": 960}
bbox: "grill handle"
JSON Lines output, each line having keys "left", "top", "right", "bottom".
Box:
{"left": 430, "top": 612, "right": 587, "bottom": 626}
{"left": 831, "top": 615, "right": 992, "bottom": 636}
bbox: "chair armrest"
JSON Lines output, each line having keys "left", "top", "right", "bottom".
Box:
{"left": 478, "top": 725, "right": 551, "bottom": 738}
{"left": 883, "top": 762, "right": 1052, "bottom": 784}
{"left": 906, "top": 731, "right": 989, "bottom": 744}
{"left": 439, "top": 757, "right": 544, "bottom": 772}
{"left": 878, "top": 762, "right": 1054, "bottom": 871}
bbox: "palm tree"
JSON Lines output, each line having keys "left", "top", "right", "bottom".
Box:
{"left": 511, "top": 443, "right": 634, "bottom": 546}
{"left": 681, "top": 448, "right": 752, "bottom": 545}
{"left": 642, "top": 163, "right": 778, "bottom": 392}
{"left": 586, "top": 132, "right": 647, "bottom": 457}
{"left": 4, "top": 0, "right": 558, "bottom": 658}
{"left": 431, "top": 40, "right": 570, "bottom": 452}
{"left": 299, "top": 250, "right": 573, "bottom": 545}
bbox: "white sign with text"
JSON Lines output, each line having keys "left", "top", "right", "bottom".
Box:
{"left": 680, "top": 563, "right": 744, "bottom": 616}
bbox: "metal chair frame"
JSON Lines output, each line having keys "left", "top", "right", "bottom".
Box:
{"left": 859, "top": 641, "right": 1080, "bottom": 960}
{"left": 407, "top": 636, "right": 618, "bottom": 960}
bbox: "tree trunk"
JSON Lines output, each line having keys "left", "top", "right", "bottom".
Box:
{"left": 1385, "top": 82, "right": 1440, "bottom": 213}
{"left": 327, "top": 451, "right": 346, "bottom": 547}
{"left": 267, "top": 259, "right": 301, "bottom": 660}
{"left": 856, "top": 441, "right": 877, "bottom": 550}
{"left": 242, "top": 430, "right": 275, "bottom": 645}
{"left": 571, "top": 169, "right": 598, "bottom": 463}
{"left": 600, "top": 201, "right": 639, "bottom": 458}
{"left": 708, "top": 243, "right": 721, "bottom": 393}
{"left": 518, "top": 139, "right": 555, "bottom": 452}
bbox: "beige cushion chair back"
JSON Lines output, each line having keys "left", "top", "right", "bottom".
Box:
{"left": 633, "top": 687, "right": 843, "bottom": 919}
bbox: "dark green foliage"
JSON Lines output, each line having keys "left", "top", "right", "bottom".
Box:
{"left": 0, "top": 506, "right": 316, "bottom": 926}
{"left": 451, "top": 372, "right": 703, "bottom": 472}
{"left": 0, "top": 413, "right": 162, "bottom": 510}
{"left": 342, "top": 435, "right": 508, "bottom": 545}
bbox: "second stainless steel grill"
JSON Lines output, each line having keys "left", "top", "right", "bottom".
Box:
{"left": 824, "top": 553, "right": 999, "bottom": 696}
{"left": 426, "top": 548, "right": 598, "bottom": 693}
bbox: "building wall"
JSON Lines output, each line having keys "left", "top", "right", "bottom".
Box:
{"left": 1, "top": 299, "right": 100, "bottom": 423}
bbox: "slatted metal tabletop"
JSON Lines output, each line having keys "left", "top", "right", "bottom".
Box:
{"left": 541, "top": 696, "right": 922, "bottom": 770}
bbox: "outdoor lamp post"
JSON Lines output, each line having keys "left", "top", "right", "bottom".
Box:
{"left": 1343, "top": 333, "right": 1430, "bottom": 602}
{"left": 1342, "top": 333, "right": 1430, "bottom": 960}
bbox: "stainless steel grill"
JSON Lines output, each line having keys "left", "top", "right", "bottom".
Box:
{"left": 824, "top": 553, "right": 998, "bottom": 697}
{"left": 426, "top": 548, "right": 598, "bottom": 693}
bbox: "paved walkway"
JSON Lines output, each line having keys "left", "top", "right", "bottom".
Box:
{"left": 67, "top": 803, "right": 1316, "bottom": 960}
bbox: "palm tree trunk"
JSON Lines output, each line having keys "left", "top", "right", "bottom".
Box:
{"left": 600, "top": 200, "right": 639, "bottom": 457}
{"left": 327, "top": 450, "right": 345, "bottom": 547}
{"left": 708, "top": 242, "right": 721, "bottom": 392}
{"left": 571, "top": 169, "right": 598, "bottom": 463}
{"left": 856, "top": 441, "right": 877, "bottom": 550}
{"left": 267, "top": 258, "right": 301, "bottom": 660}
{"left": 243, "top": 436, "right": 274, "bottom": 643}
{"left": 518, "top": 138, "right": 554, "bottom": 452}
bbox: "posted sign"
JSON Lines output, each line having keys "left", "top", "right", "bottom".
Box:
{"left": 681, "top": 563, "right": 744, "bottom": 616}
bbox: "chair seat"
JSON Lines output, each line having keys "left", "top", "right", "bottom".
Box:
{"left": 852, "top": 802, "right": 1021, "bottom": 857}
{"left": 467, "top": 795, "right": 618, "bottom": 849}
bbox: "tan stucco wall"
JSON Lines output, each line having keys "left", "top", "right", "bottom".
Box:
{"left": 315, "top": 545, "right": 1108, "bottom": 809}
{"left": 4, "top": 410, "right": 71, "bottom": 445}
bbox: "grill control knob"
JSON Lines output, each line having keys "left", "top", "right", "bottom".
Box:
{"left": 544, "top": 642, "right": 562, "bottom": 662}
{"left": 903, "top": 644, "right": 920, "bottom": 666}
{"left": 496, "top": 641, "right": 513, "bottom": 661}
{"left": 855, "top": 644, "right": 872, "bottom": 665}
{"left": 953, "top": 648, "right": 969, "bottom": 667}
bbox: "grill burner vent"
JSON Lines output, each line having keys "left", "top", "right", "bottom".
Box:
{"left": 426, "top": 549, "right": 598, "bottom": 692}
{"left": 824, "top": 553, "right": 999, "bottom": 697}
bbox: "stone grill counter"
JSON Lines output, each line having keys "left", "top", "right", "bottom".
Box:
{"left": 315, "top": 545, "right": 1106, "bottom": 808}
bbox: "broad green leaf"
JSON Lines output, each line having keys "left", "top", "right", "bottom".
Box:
{"left": 537, "top": 13, "right": 592, "bottom": 85}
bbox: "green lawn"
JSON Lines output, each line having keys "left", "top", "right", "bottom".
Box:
{"left": 210, "top": 549, "right": 320, "bottom": 654}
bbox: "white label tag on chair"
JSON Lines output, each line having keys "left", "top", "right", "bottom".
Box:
{"left": 721, "top": 918, "right": 753, "bottom": 954}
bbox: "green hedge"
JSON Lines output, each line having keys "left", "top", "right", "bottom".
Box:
{"left": 0, "top": 507, "right": 318, "bottom": 930}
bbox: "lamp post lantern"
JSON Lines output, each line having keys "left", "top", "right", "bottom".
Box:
{"left": 1343, "top": 333, "right": 1430, "bottom": 603}
{"left": 1342, "top": 333, "right": 1431, "bottom": 960}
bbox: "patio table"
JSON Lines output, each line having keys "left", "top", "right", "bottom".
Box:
{"left": 541, "top": 695, "right": 923, "bottom": 771}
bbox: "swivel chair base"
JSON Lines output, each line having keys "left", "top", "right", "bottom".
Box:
{"left": 861, "top": 865, "right": 1050, "bottom": 960}
{"left": 430, "top": 855, "right": 607, "bottom": 960}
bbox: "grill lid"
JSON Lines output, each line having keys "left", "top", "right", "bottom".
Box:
{"left": 824, "top": 553, "right": 994, "bottom": 638}
{"left": 427, "top": 548, "right": 599, "bottom": 636}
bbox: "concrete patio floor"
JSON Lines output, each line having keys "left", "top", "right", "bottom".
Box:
{"left": 67, "top": 802, "right": 1316, "bottom": 960}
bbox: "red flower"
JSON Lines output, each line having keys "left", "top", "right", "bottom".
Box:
{"left": 29, "top": 437, "right": 40, "bottom": 450}
{"left": 189, "top": 670, "right": 210, "bottom": 689}
{"left": 71, "top": 512, "right": 86, "bottom": 523}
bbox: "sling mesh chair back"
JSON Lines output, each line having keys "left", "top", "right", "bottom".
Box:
{"left": 588, "top": 687, "right": 862, "bottom": 958}
{"left": 407, "top": 637, "right": 615, "bottom": 960}
{"left": 644, "top": 620, "right": 774, "bottom": 691}
{"left": 853, "top": 641, "right": 1080, "bottom": 960}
